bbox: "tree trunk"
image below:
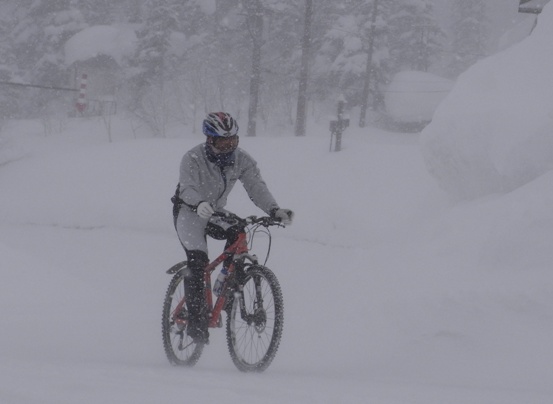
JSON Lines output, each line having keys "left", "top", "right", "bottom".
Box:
{"left": 359, "top": 0, "right": 379, "bottom": 128}
{"left": 246, "top": 0, "right": 264, "bottom": 137}
{"left": 294, "top": 0, "right": 313, "bottom": 137}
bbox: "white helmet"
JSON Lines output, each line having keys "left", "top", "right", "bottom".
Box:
{"left": 202, "top": 112, "right": 239, "bottom": 137}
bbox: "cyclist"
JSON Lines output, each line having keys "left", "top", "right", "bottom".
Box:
{"left": 172, "top": 112, "right": 294, "bottom": 343}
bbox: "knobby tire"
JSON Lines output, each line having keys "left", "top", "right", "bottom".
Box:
{"left": 162, "top": 271, "right": 204, "bottom": 366}
{"left": 225, "top": 265, "right": 284, "bottom": 372}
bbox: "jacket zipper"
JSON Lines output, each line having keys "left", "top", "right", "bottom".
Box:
{"left": 218, "top": 166, "right": 228, "bottom": 201}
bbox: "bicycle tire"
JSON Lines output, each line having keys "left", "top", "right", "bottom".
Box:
{"left": 226, "top": 265, "right": 284, "bottom": 372}
{"left": 162, "top": 271, "right": 204, "bottom": 366}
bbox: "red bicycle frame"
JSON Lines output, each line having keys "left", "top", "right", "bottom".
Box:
{"left": 172, "top": 232, "right": 249, "bottom": 328}
{"left": 205, "top": 231, "right": 249, "bottom": 327}
{"left": 172, "top": 231, "right": 250, "bottom": 330}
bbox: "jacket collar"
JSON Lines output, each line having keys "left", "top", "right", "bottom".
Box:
{"left": 204, "top": 143, "right": 236, "bottom": 168}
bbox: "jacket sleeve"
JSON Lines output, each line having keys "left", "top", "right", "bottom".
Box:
{"left": 239, "top": 152, "right": 279, "bottom": 215}
{"left": 178, "top": 151, "right": 204, "bottom": 209}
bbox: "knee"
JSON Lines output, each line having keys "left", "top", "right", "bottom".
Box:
{"left": 186, "top": 249, "right": 209, "bottom": 271}
{"left": 226, "top": 226, "right": 244, "bottom": 244}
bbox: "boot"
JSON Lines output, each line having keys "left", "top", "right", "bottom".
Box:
{"left": 183, "top": 250, "right": 209, "bottom": 344}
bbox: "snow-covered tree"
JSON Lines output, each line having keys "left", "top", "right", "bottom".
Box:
{"left": 129, "top": 0, "right": 193, "bottom": 136}
{"left": 448, "top": 0, "right": 488, "bottom": 77}
{"left": 0, "top": 6, "right": 19, "bottom": 121}
{"left": 316, "top": 0, "right": 395, "bottom": 112}
{"left": 387, "top": 0, "right": 444, "bottom": 73}
{"left": 10, "top": 0, "right": 86, "bottom": 116}
{"left": 0, "top": 0, "right": 501, "bottom": 134}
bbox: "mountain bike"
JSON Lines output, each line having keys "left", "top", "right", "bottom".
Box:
{"left": 161, "top": 212, "right": 285, "bottom": 372}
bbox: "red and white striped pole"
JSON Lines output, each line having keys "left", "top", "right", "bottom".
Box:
{"left": 75, "top": 73, "right": 88, "bottom": 113}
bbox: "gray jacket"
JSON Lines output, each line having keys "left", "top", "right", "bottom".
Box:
{"left": 178, "top": 144, "right": 279, "bottom": 214}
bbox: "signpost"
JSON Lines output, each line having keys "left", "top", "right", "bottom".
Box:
{"left": 329, "top": 96, "right": 349, "bottom": 152}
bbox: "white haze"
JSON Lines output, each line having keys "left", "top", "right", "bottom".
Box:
{"left": 1, "top": 3, "right": 553, "bottom": 404}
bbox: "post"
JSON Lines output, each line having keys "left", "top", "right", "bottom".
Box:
{"left": 329, "top": 96, "right": 349, "bottom": 152}
{"left": 335, "top": 98, "right": 345, "bottom": 151}
{"left": 76, "top": 73, "right": 88, "bottom": 114}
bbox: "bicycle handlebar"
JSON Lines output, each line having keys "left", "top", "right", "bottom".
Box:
{"left": 211, "top": 211, "right": 284, "bottom": 228}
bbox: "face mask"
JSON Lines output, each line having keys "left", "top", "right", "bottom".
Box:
{"left": 205, "top": 143, "right": 236, "bottom": 167}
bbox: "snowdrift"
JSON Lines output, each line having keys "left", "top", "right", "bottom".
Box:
{"left": 420, "top": 3, "right": 553, "bottom": 200}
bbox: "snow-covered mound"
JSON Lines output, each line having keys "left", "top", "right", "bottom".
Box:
{"left": 385, "top": 70, "right": 454, "bottom": 123}
{"left": 420, "top": 3, "right": 553, "bottom": 200}
{"left": 65, "top": 25, "right": 137, "bottom": 66}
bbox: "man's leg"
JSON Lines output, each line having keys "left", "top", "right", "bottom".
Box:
{"left": 183, "top": 249, "right": 209, "bottom": 343}
{"left": 206, "top": 220, "right": 243, "bottom": 267}
{"left": 175, "top": 209, "right": 210, "bottom": 343}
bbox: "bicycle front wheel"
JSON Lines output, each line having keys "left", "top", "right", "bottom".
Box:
{"left": 226, "top": 265, "right": 283, "bottom": 372}
{"left": 161, "top": 271, "right": 204, "bottom": 366}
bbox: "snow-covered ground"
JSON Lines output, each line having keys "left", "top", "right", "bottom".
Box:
{"left": 0, "top": 115, "right": 552, "bottom": 403}
{"left": 1, "top": 4, "right": 553, "bottom": 403}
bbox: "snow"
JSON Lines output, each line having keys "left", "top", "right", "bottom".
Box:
{"left": 1, "top": 4, "right": 553, "bottom": 403}
{"left": 194, "top": 0, "right": 216, "bottom": 15}
{"left": 496, "top": 13, "right": 536, "bottom": 51}
{"left": 385, "top": 70, "right": 455, "bottom": 123}
{"left": 420, "top": 2, "right": 553, "bottom": 200}
{"left": 1, "top": 119, "right": 552, "bottom": 402}
{"left": 64, "top": 25, "right": 138, "bottom": 66}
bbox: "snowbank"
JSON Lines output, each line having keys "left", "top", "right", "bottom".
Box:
{"left": 420, "top": 3, "right": 553, "bottom": 200}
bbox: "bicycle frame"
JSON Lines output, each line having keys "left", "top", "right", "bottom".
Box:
{"left": 172, "top": 230, "right": 254, "bottom": 330}
{"left": 205, "top": 231, "right": 251, "bottom": 328}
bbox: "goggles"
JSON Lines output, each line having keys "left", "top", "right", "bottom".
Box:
{"left": 212, "top": 135, "right": 239, "bottom": 153}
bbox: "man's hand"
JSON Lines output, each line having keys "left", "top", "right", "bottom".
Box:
{"left": 272, "top": 208, "right": 294, "bottom": 225}
{"left": 197, "top": 201, "right": 215, "bottom": 219}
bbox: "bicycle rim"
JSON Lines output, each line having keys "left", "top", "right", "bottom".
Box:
{"left": 226, "top": 265, "right": 283, "bottom": 372}
{"left": 161, "top": 272, "right": 204, "bottom": 366}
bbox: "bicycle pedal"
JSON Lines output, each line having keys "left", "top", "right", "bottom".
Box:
{"left": 217, "top": 316, "right": 223, "bottom": 328}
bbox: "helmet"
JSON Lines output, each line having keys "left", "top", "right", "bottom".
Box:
{"left": 202, "top": 112, "right": 239, "bottom": 137}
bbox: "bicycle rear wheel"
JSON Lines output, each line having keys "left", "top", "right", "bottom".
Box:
{"left": 226, "top": 265, "right": 283, "bottom": 372}
{"left": 162, "top": 271, "right": 204, "bottom": 366}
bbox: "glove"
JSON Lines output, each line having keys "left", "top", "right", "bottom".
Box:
{"left": 196, "top": 201, "right": 215, "bottom": 219}
{"left": 272, "top": 208, "right": 294, "bottom": 225}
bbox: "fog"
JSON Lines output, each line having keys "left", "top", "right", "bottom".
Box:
{"left": 1, "top": 1, "right": 552, "bottom": 403}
